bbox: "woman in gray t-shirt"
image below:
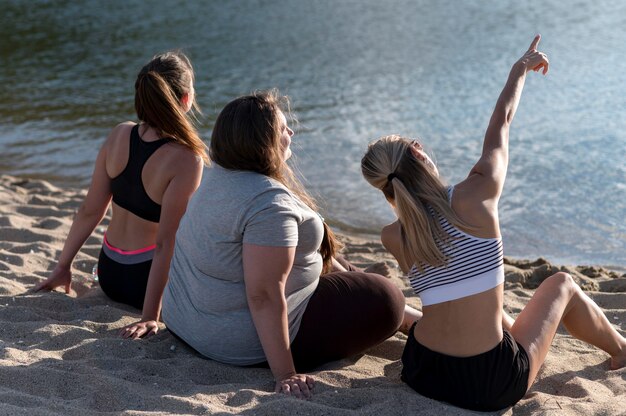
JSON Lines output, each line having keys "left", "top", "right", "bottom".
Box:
{"left": 162, "top": 90, "right": 417, "bottom": 399}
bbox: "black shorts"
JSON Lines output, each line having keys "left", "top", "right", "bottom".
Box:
{"left": 97, "top": 240, "right": 154, "bottom": 310}
{"left": 401, "top": 324, "right": 530, "bottom": 411}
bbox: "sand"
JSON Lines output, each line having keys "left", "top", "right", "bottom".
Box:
{"left": 0, "top": 174, "right": 624, "bottom": 415}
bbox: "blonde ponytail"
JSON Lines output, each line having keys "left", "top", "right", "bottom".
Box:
{"left": 362, "top": 135, "right": 473, "bottom": 271}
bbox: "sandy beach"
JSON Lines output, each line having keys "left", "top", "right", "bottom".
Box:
{"left": 0, "top": 174, "right": 624, "bottom": 415}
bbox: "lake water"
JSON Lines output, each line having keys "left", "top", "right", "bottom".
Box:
{"left": 1, "top": 0, "right": 625, "bottom": 268}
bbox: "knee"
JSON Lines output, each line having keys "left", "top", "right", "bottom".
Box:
{"left": 361, "top": 273, "right": 405, "bottom": 331}
{"left": 378, "top": 279, "right": 406, "bottom": 332}
{"left": 546, "top": 272, "right": 576, "bottom": 295}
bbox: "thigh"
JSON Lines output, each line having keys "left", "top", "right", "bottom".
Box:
{"left": 509, "top": 272, "right": 573, "bottom": 387}
{"left": 291, "top": 271, "right": 404, "bottom": 372}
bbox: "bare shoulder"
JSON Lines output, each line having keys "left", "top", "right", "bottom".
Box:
{"left": 381, "top": 221, "right": 402, "bottom": 247}
{"left": 159, "top": 144, "right": 204, "bottom": 184}
{"left": 381, "top": 220, "right": 411, "bottom": 273}
{"left": 167, "top": 144, "right": 204, "bottom": 171}
{"left": 104, "top": 121, "right": 135, "bottom": 148}
{"left": 451, "top": 180, "right": 499, "bottom": 237}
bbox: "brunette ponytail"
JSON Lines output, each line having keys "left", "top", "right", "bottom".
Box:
{"left": 135, "top": 51, "right": 209, "bottom": 164}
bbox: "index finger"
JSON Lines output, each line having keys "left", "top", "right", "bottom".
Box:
{"left": 528, "top": 34, "right": 541, "bottom": 51}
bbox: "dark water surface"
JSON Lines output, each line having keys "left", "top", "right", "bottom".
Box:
{"left": 1, "top": 0, "right": 625, "bottom": 267}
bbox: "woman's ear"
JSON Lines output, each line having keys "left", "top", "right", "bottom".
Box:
{"left": 409, "top": 145, "right": 427, "bottom": 163}
{"left": 181, "top": 93, "right": 192, "bottom": 113}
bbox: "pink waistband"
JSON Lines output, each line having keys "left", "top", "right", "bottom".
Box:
{"left": 103, "top": 233, "right": 156, "bottom": 255}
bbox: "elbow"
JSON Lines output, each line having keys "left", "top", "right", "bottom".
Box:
{"left": 490, "top": 110, "right": 512, "bottom": 131}
{"left": 154, "top": 231, "right": 177, "bottom": 256}
{"left": 247, "top": 288, "right": 285, "bottom": 312}
{"left": 504, "top": 110, "right": 515, "bottom": 126}
{"left": 76, "top": 202, "right": 103, "bottom": 221}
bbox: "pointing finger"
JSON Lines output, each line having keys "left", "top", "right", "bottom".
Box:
{"left": 528, "top": 34, "right": 541, "bottom": 51}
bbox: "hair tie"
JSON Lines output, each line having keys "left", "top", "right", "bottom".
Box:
{"left": 387, "top": 173, "right": 397, "bottom": 182}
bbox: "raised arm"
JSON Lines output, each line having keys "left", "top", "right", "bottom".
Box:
{"left": 243, "top": 244, "right": 314, "bottom": 399}
{"left": 33, "top": 136, "right": 113, "bottom": 294}
{"left": 466, "top": 35, "right": 549, "bottom": 202}
{"left": 120, "top": 152, "right": 203, "bottom": 339}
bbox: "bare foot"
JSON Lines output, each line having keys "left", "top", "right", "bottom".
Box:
{"left": 399, "top": 319, "right": 415, "bottom": 335}
{"left": 610, "top": 350, "right": 626, "bottom": 370}
{"left": 399, "top": 305, "right": 422, "bottom": 335}
{"left": 364, "top": 262, "right": 390, "bottom": 277}
{"left": 609, "top": 339, "right": 626, "bottom": 370}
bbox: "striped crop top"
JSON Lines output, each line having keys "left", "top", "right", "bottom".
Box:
{"left": 407, "top": 187, "right": 504, "bottom": 306}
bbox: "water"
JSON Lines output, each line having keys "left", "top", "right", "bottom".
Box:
{"left": 1, "top": 0, "right": 625, "bottom": 268}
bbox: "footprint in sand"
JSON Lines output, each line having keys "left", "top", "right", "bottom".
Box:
{"left": 0, "top": 228, "right": 54, "bottom": 244}
{"left": 0, "top": 252, "right": 25, "bottom": 267}
{"left": 33, "top": 218, "right": 64, "bottom": 230}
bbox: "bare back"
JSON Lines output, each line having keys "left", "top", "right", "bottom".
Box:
{"left": 428, "top": 181, "right": 505, "bottom": 356}
{"left": 103, "top": 122, "right": 199, "bottom": 250}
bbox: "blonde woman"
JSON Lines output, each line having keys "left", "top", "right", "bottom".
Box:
{"left": 361, "top": 36, "right": 626, "bottom": 411}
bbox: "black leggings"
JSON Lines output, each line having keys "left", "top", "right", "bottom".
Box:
{"left": 290, "top": 269, "right": 405, "bottom": 372}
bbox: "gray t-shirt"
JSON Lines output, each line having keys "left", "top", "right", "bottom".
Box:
{"left": 162, "top": 164, "right": 323, "bottom": 365}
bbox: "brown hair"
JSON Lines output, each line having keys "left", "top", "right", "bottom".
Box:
{"left": 135, "top": 50, "right": 209, "bottom": 163}
{"left": 361, "top": 135, "right": 473, "bottom": 271}
{"left": 210, "top": 89, "right": 340, "bottom": 273}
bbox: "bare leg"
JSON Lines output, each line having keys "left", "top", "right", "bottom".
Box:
{"left": 502, "top": 310, "right": 515, "bottom": 332}
{"left": 399, "top": 305, "right": 422, "bottom": 335}
{"left": 510, "top": 272, "right": 626, "bottom": 388}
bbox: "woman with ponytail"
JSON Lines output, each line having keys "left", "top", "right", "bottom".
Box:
{"left": 34, "top": 51, "right": 208, "bottom": 340}
{"left": 361, "top": 36, "right": 626, "bottom": 411}
{"left": 161, "top": 90, "right": 414, "bottom": 399}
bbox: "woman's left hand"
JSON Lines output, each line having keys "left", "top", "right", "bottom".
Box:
{"left": 120, "top": 319, "right": 159, "bottom": 339}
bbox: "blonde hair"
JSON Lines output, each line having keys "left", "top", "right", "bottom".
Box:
{"left": 361, "top": 135, "right": 472, "bottom": 271}
{"left": 135, "top": 50, "right": 209, "bottom": 164}
{"left": 210, "top": 89, "right": 341, "bottom": 273}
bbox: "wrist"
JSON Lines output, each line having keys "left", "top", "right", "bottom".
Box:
{"left": 511, "top": 61, "right": 527, "bottom": 75}
{"left": 141, "top": 313, "right": 159, "bottom": 322}
{"left": 56, "top": 261, "right": 72, "bottom": 270}
{"left": 274, "top": 370, "right": 297, "bottom": 382}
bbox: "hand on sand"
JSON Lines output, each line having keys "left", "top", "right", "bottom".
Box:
{"left": 120, "top": 319, "right": 159, "bottom": 339}
{"left": 517, "top": 34, "right": 549, "bottom": 74}
{"left": 32, "top": 264, "right": 72, "bottom": 294}
{"left": 275, "top": 373, "right": 314, "bottom": 399}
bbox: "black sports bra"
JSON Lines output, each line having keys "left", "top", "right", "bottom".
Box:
{"left": 110, "top": 124, "right": 172, "bottom": 222}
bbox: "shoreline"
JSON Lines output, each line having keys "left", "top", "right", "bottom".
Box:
{"left": 8, "top": 170, "right": 623, "bottom": 271}
{"left": 1, "top": 174, "right": 625, "bottom": 415}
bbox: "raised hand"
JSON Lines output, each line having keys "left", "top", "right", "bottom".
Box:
{"left": 517, "top": 34, "right": 549, "bottom": 74}
{"left": 33, "top": 264, "right": 72, "bottom": 294}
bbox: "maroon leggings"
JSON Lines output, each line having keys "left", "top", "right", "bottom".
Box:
{"left": 290, "top": 266, "right": 405, "bottom": 372}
